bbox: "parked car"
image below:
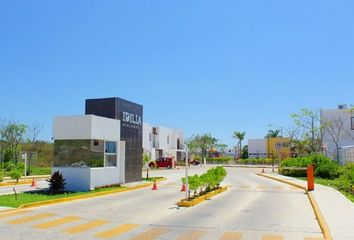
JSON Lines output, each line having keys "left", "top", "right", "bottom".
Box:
{"left": 189, "top": 159, "right": 200, "bottom": 165}
{"left": 149, "top": 157, "right": 175, "bottom": 169}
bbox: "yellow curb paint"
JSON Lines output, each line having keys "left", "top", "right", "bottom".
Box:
{"left": 0, "top": 180, "right": 32, "bottom": 187}
{"left": 262, "top": 235, "right": 283, "bottom": 240}
{"left": 7, "top": 212, "right": 55, "bottom": 224}
{"left": 308, "top": 192, "right": 332, "bottom": 240}
{"left": 131, "top": 227, "right": 168, "bottom": 240}
{"left": 256, "top": 173, "right": 307, "bottom": 191}
{"left": 219, "top": 232, "right": 242, "bottom": 240}
{"left": 64, "top": 219, "right": 109, "bottom": 234}
{"left": 256, "top": 173, "right": 332, "bottom": 240}
{"left": 176, "top": 230, "right": 206, "bottom": 240}
{"left": 95, "top": 223, "right": 138, "bottom": 238}
{"left": 0, "top": 210, "right": 31, "bottom": 219}
{"left": 177, "top": 186, "right": 228, "bottom": 207}
{"left": 6, "top": 178, "right": 167, "bottom": 211}
{"left": 34, "top": 216, "right": 81, "bottom": 229}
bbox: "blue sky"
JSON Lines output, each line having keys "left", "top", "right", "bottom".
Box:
{"left": 0, "top": 1, "right": 353, "bottom": 147}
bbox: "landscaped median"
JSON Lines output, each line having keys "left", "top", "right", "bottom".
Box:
{"left": 0, "top": 177, "right": 165, "bottom": 211}
{"left": 177, "top": 186, "right": 228, "bottom": 207}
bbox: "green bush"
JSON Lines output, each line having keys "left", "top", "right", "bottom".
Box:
{"left": 4, "top": 161, "right": 15, "bottom": 172}
{"left": 181, "top": 166, "right": 228, "bottom": 198}
{"left": 0, "top": 171, "right": 3, "bottom": 182}
{"left": 10, "top": 168, "right": 22, "bottom": 182}
{"left": 337, "top": 163, "right": 354, "bottom": 193}
{"left": 47, "top": 171, "right": 66, "bottom": 194}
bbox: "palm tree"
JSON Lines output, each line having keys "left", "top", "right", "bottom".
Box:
{"left": 265, "top": 129, "right": 281, "bottom": 138}
{"left": 233, "top": 131, "right": 245, "bottom": 159}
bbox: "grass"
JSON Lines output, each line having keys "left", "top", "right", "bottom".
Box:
{"left": 28, "top": 167, "right": 51, "bottom": 176}
{"left": 296, "top": 177, "right": 354, "bottom": 203}
{"left": 0, "top": 176, "right": 164, "bottom": 208}
{"left": 0, "top": 185, "right": 126, "bottom": 208}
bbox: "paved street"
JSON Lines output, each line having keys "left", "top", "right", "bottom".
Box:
{"left": 0, "top": 167, "right": 322, "bottom": 240}
{"left": 0, "top": 180, "right": 49, "bottom": 196}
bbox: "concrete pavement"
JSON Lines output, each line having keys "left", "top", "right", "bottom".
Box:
{"left": 261, "top": 171, "right": 354, "bottom": 240}
{"left": 0, "top": 167, "right": 323, "bottom": 239}
{"left": 0, "top": 179, "right": 49, "bottom": 195}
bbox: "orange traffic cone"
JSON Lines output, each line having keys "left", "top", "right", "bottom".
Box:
{"left": 31, "top": 178, "right": 37, "bottom": 187}
{"left": 152, "top": 180, "right": 158, "bottom": 190}
{"left": 262, "top": 168, "right": 265, "bottom": 173}
{"left": 180, "top": 183, "right": 186, "bottom": 192}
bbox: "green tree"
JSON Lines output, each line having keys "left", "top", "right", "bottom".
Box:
{"left": 2, "top": 122, "right": 27, "bottom": 164}
{"left": 265, "top": 129, "right": 281, "bottom": 138}
{"left": 142, "top": 153, "right": 150, "bottom": 180}
{"left": 291, "top": 108, "right": 324, "bottom": 154}
{"left": 242, "top": 145, "right": 248, "bottom": 159}
{"left": 186, "top": 133, "right": 218, "bottom": 164}
{"left": 233, "top": 131, "right": 245, "bottom": 159}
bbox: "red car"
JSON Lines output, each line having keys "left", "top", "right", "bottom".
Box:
{"left": 149, "top": 157, "right": 175, "bottom": 169}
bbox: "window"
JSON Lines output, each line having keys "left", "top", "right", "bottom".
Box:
{"left": 351, "top": 117, "right": 354, "bottom": 130}
{"left": 105, "top": 141, "right": 117, "bottom": 153}
{"left": 93, "top": 140, "right": 99, "bottom": 146}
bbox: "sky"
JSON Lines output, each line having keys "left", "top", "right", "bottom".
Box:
{"left": 0, "top": 1, "right": 353, "bottom": 147}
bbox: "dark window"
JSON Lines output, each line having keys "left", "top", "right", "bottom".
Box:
{"left": 94, "top": 140, "right": 99, "bottom": 146}
{"left": 153, "top": 127, "right": 157, "bottom": 134}
{"left": 351, "top": 117, "right": 354, "bottom": 130}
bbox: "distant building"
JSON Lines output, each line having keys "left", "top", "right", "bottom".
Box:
{"left": 143, "top": 123, "right": 184, "bottom": 162}
{"left": 248, "top": 137, "right": 290, "bottom": 159}
{"left": 321, "top": 105, "right": 354, "bottom": 164}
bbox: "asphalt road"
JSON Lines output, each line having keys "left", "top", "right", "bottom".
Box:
{"left": 0, "top": 167, "right": 322, "bottom": 240}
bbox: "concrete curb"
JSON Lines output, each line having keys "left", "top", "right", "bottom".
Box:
{"left": 256, "top": 173, "right": 332, "bottom": 240}
{"left": 0, "top": 180, "right": 33, "bottom": 187}
{"left": 0, "top": 177, "right": 166, "bottom": 214}
{"left": 223, "top": 165, "right": 276, "bottom": 169}
{"left": 177, "top": 186, "right": 228, "bottom": 207}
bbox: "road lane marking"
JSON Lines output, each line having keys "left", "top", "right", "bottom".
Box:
{"left": 303, "top": 238, "right": 323, "bottom": 240}
{"left": 273, "top": 186, "right": 283, "bottom": 190}
{"left": 176, "top": 230, "right": 206, "bottom": 240}
{"left": 0, "top": 210, "right": 31, "bottom": 219}
{"left": 95, "top": 223, "right": 138, "bottom": 238}
{"left": 257, "top": 185, "right": 266, "bottom": 189}
{"left": 34, "top": 216, "right": 81, "bottom": 229}
{"left": 240, "top": 185, "right": 250, "bottom": 189}
{"left": 7, "top": 213, "right": 55, "bottom": 225}
{"left": 262, "top": 235, "right": 283, "bottom": 240}
{"left": 64, "top": 219, "right": 109, "bottom": 234}
{"left": 131, "top": 227, "right": 168, "bottom": 240}
{"left": 219, "top": 232, "right": 242, "bottom": 240}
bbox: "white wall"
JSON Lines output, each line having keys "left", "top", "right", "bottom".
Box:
{"left": 321, "top": 109, "right": 354, "bottom": 155}
{"left": 90, "top": 167, "right": 120, "bottom": 189}
{"left": 248, "top": 139, "right": 267, "bottom": 158}
{"left": 53, "top": 115, "right": 120, "bottom": 141}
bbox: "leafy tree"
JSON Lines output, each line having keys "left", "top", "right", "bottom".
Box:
{"left": 242, "top": 145, "right": 248, "bottom": 159}
{"left": 265, "top": 129, "right": 281, "bottom": 138}
{"left": 10, "top": 168, "right": 22, "bottom": 182}
{"left": 291, "top": 108, "right": 324, "bottom": 154}
{"left": 47, "top": 171, "right": 66, "bottom": 194}
{"left": 1, "top": 122, "right": 27, "bottom": 164}
{"left": 233, "top": 131, "right": 245, "bottom": 159}
{"left": 186, "top": 134, "right": 218, "bottom": 164}
{"left": 142, "top": 153, "right": 150, "bottom": 179}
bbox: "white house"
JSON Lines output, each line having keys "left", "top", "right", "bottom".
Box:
{"left": 53, "top": 115, "right": 125, "bottom": 191}
{"left": 143, "top": 123, "right": 184, "bottom": 162}
{"left": 248, "top": 139, "right": 267, "bottom": 159}
{"left": 321, "top": 105, "right": 354, "bottom": 164}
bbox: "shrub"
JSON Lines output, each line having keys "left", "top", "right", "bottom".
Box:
{"left": 337, "top": 163, "right": 354, "bottom": 193}
{"left": 0, "top": 171, "right": 3, "bottom": 182}
{"left": 10, "top": 168, "right": 22, "bottom": 182}
{"left": 4, "top": 161, "right": 15, "bottom": 172}
{"left": 47, "top": 171, "right": 66, "bottom": 194}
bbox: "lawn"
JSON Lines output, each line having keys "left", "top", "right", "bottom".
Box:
{"left": 297, "top": 177, "right": 354, "bottom": 203}
{"left": 0, "top": 177, "right": 163, "bottom": 208}
{"left": 0, "top": 185, "right": 127, "bottom": 208}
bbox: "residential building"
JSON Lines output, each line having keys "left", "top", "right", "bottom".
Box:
{"left": 143, "top": 123, "right": 184, "bottom": 163}
{"left": 321, "top": 105, "right": 354, "bottom": 164}
{"left": 248, "top": 137, "right": 290, "bottom": 159}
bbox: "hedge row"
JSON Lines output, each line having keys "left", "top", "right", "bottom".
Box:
{"left": 182, "top": 166, "right": 227, "bottom": 198}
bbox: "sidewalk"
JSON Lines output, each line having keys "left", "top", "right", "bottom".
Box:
{"left": 264, "top": 172, "right": 354, "bottom": 240}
